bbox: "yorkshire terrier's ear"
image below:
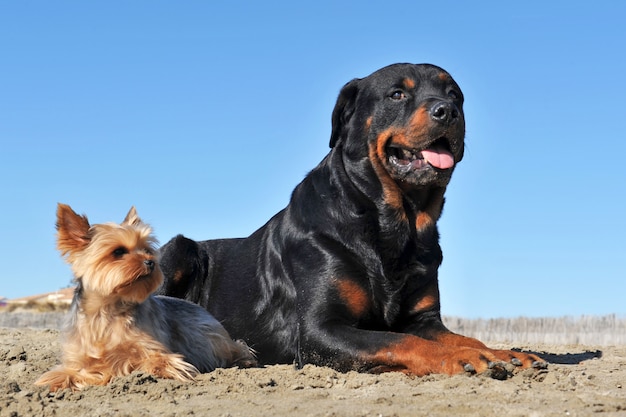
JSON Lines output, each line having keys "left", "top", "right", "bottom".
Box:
{"left": 122, "top": 206, "right": 142, "bottom": 226}
{"left": 56, "top": 203, "right": 91, "bottom": 256}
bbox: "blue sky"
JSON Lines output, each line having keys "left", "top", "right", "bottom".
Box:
{"left": 1, "top": 1, "right": 624, "bottom": 318}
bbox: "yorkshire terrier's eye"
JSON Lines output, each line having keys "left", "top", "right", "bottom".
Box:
{"left": 112, "top": 247, "right": 128, "bottom": 258}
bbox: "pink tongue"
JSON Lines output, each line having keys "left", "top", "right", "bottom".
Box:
{"left": 421, "top": 146, "right": 454, "bottom": 169}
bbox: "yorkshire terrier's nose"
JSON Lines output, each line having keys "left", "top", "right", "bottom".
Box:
{"left": 144, "top": 259, "right": 155, "bottom": 271}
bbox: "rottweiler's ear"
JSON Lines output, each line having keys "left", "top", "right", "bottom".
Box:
{"left": 330, "top": 78, "right": 360, "bottom": 148}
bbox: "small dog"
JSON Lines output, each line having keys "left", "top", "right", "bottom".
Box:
{"left": 36, "top": 204, "right": 256, "bottom": 391}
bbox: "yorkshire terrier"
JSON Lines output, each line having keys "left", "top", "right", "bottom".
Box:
{"left": 36, "top": 204, "right": 256, "bottom": 391}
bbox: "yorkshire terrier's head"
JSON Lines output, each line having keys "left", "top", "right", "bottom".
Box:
{"left": 56, "top": 203, "right": 163, "bottom": 304}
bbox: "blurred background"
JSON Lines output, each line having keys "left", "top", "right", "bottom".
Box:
{"left": 1, "top": 1, "right": 624, "bottom": 318}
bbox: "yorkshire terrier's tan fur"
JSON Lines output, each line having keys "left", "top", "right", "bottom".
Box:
{"left": 36, "top": 204, "right": 256, "bottom": 391}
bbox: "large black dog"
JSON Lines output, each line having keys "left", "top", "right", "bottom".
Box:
{"left": 159, "top": 63, "right": 545, "bottom": 376}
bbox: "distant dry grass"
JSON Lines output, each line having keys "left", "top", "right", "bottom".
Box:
{"left": 0, "top": 311, "right": 67, "bottom": 329}
{"left": 444, "top": 315, "right": 626, "bottom": 345}
{"left": 1, "top": 300, "right": 68, "bottom": 313}
{"left": 0, "top": 310, "right": 623, "bottom": 345}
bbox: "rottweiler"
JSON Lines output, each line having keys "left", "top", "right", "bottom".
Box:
{"left": 159, "top": 63, "right": 546, "bottom": 377}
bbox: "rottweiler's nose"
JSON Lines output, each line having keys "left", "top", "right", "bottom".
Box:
{"left": 430, "top": 101, "right": 459, "bottom": 126}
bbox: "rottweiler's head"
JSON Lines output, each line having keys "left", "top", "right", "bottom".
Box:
{"left": 330, "top": 63, "right": 465, "bottom": 191}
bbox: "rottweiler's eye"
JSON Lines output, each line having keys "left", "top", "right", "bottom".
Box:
{"left": 447, "top": 90, "right": 460, "bottom": 100}
{"left": 390, "top": 91, "right": 406, "bottom": 100}
{"left": 112, "top": 247, "right": 128, "bottom": 257}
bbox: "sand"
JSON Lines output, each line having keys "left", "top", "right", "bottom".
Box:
{"left": 1, "top": 327, "right": 624, "bottom": 417}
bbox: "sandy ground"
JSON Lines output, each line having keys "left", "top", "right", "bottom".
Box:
{"left": 1, "top": 327, "right": 624, "bottom": 417}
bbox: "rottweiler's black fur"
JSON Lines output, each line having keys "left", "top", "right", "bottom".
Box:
{"left": 159, "top": 63, "right": 545, "bottom": 376}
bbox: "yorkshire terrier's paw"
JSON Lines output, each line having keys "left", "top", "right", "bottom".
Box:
{"left": 232, "top": 339, "right": 259, "bottom": 368}
{"left": 35, "top": 369, "right": 75, "bottom": 392}
{"left": 147, "top": 354, "right": 199, "bottom": 382}
{"left": 35, "top": 368, "right": 106, "bottom": 392}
